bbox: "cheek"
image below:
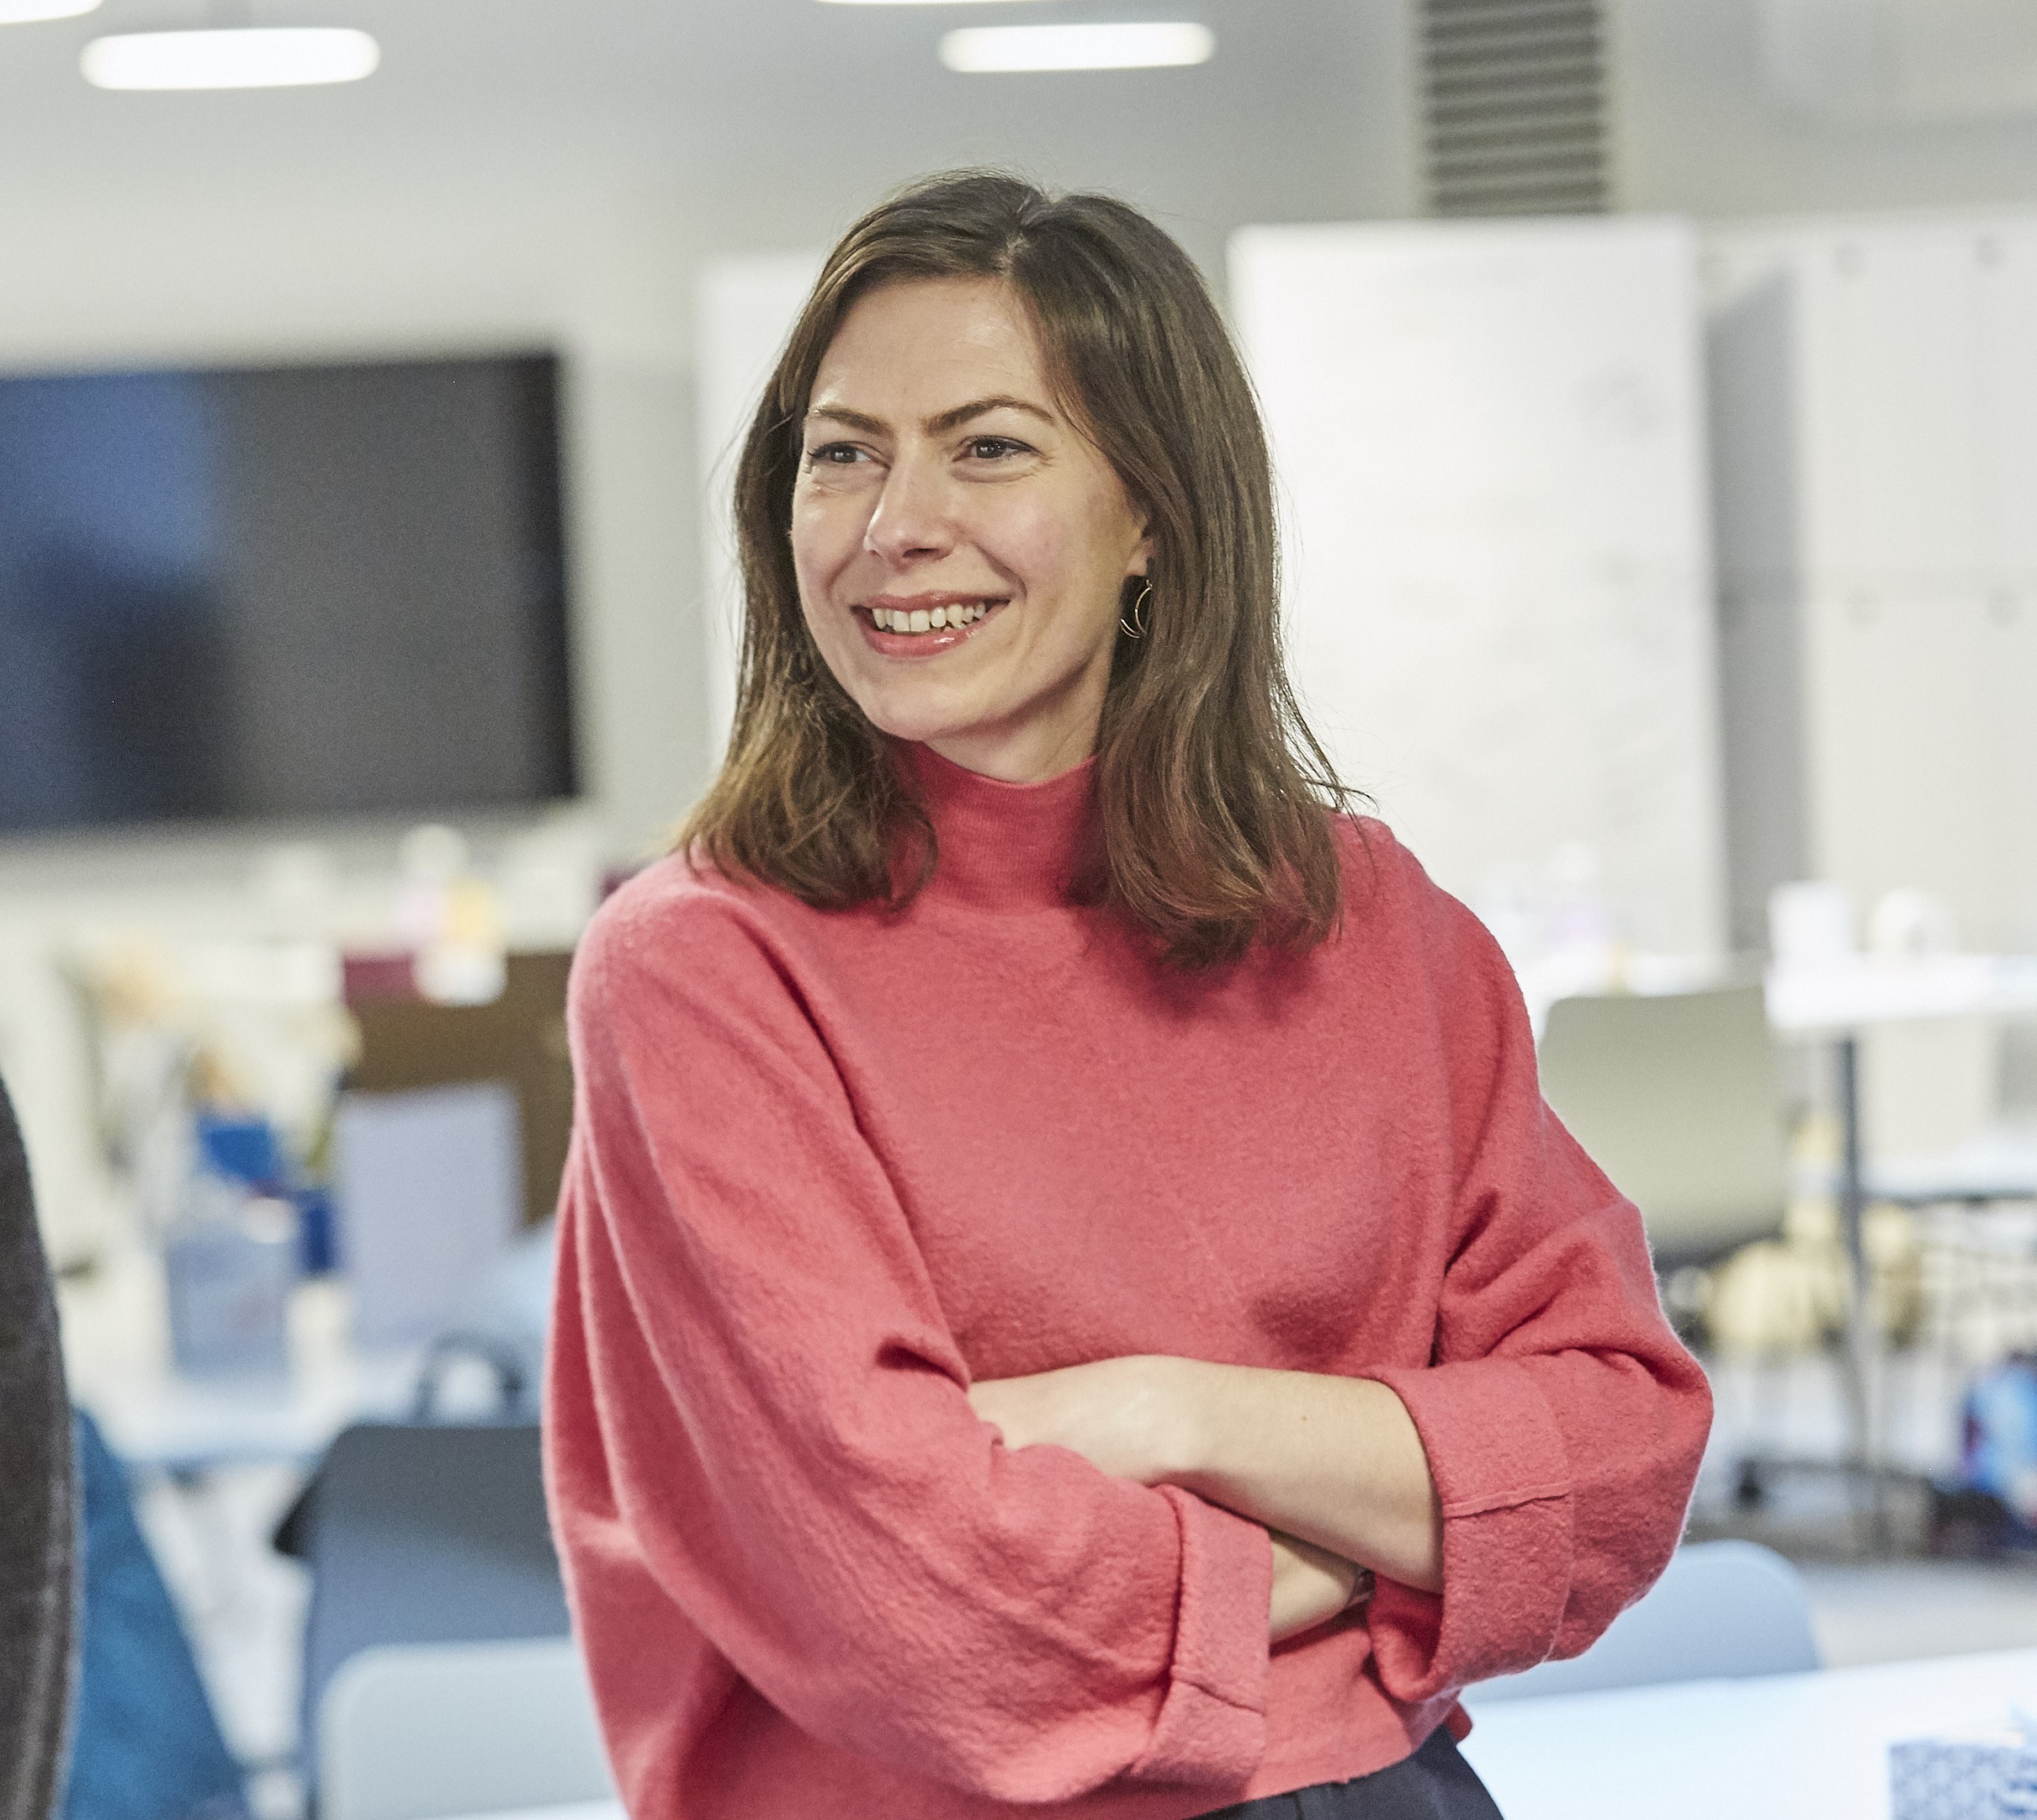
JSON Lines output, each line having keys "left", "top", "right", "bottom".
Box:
{"left": 974, "top": 495, "right": 1095, "bottom": 607}
{"left": 790, "top": 485, "right": 865, "bottom": 588}
{"left": 993, "top": 496, "right": 1134, "bottom": 643}
{"left": 788, "top": 500, "right": 858, "bottom": 667}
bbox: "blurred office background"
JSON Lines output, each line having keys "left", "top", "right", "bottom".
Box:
{"left": 16, "top": 2, "right": 2037, "bottom": 1817}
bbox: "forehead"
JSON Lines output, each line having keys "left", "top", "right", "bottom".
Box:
{"left": 809, "top": 276, "right": 1055, "bottom": 414}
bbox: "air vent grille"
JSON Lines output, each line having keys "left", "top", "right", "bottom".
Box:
{"left": 1419, "top": 0, "right": 1610, "bottom": 216}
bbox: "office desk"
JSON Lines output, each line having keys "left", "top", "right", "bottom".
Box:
{"left": 1463, "top": 1647, "right": 2037, "bottom": 1820}
{"left": 1766, "top": 952, "right": 2037, "bottom": 1233}
{"left": 1764, "top": 955, "right": 2037, "bottom": 1508}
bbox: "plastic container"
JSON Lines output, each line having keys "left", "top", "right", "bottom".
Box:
{"left": 162, "top": 1173, "right": 296, "bottom": 1379}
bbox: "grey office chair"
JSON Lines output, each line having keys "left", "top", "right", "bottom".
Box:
{"left": 1538, "top": 983, "right": 1789, "bottom": 1274}
{"left": 277, "top": 1420, "right": 570, "bottom": 1789}
{"left": 319, "top": 1637, "right": 613, "bottom": 1820}
{"left": 0, "top": 1073, "right": 79, "bottom": 1820}
{"left": 1464, "top": 1540, "right": 1821, "bottom": 1704}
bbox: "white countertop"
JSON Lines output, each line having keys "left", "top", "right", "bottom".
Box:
{"left": 1461, "top": 1646, "right": 2037, "bottom": 1820}
{"left": 1764, "top": 952, "right": 2037, "bottom": 1035}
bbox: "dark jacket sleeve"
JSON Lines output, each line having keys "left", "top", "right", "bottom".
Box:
{"left": 0, "top": 1074, "right": 80, "bottom": 1820}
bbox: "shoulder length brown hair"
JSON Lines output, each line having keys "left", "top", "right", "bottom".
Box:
{"left": 682, "top": 169, "right": 1354, "bottom": 969}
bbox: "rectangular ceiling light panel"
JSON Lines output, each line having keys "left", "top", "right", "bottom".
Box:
{"left": 82, "top": 27, "right": 379, "bottom": 91}
{"left": 0, "top": 0, "right": 99, "bottom": 21}
{"left": 940, "top": 22, "right": 1215, "bottom": 73}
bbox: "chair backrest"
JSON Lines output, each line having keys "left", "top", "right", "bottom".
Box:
{"left": 0, "top": 1072, "right": 77, "bottom": 1820}
{"left": 318, "top": 1637, "right": 613, "bottom": 1820}
{"left": 285, "top": 1421, "right": 570, "bottom": 1785}
{"left": 1538, "top": 984, "right": 1788, "bottom": 1269}
{"left": 1463, "top": 1540, "right": 1821, "bottom": 1705}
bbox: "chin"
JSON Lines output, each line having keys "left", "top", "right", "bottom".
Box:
{"left": 860, "top": 703, "right": 983, "bottom": 751}
{"left": 848, "top": 676, "right": 991, "bottom": 749}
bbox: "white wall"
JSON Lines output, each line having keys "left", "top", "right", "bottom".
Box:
{"left": 694, "top": 255, "right": 825, "bottom": 767}
{"left": 1614, "top": 0, "right": 2037, "bottom": 217}
{"left": 1706, "top": 210, "right": 2037, "bottom": 952}
{"left": 1232, "top": 217, "right": 1727, "bottom": 955}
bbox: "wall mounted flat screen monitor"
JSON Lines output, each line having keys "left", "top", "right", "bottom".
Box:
{"left": 0, "top": 352, "right": 575, "bottom": 835}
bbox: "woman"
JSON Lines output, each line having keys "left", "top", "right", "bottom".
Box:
{"left": 544, "top": 171, "right": 1711, "bottom": 1819}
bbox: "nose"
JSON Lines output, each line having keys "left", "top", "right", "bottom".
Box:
{"left": 862, "top": 449, "right": 954, "bottom": 567}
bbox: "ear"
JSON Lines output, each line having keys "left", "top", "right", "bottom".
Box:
{"left": 1126, "top": 529, "right": 1154, "bottom": 579}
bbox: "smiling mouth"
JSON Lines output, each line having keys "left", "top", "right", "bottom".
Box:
{"left": 860, "top": 597, "right": 1005, "bottom": 636}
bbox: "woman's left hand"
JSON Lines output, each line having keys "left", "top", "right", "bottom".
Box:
{"left": 966, "top": 1355, "right": 1195, "bottom": 1485}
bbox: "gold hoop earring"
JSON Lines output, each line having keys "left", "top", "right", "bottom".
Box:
{"left": 1119, "top": 578, "right": 1152, "bottom": 639}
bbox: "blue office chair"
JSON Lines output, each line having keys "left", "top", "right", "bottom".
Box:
{"left": 1463, "top": 1540, "right": 1821, "bottom": 1705}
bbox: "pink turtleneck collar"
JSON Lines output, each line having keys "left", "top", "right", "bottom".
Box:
{"left": 900, "top": 740, "right": 1099, "bottom": 912}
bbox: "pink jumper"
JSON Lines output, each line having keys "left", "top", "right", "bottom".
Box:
{"left": 544, "top": 748, "right": 1711, "bottom": 1818}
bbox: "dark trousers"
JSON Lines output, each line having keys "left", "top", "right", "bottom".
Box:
{"left": 1196, "top": 1726, "right": 1504, "bottom": 1820}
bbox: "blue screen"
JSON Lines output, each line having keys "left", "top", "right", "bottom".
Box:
{"left": 0, "top": 353, "right": 573, "bottom": 832}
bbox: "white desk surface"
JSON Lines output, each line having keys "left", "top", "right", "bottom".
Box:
{"left": 1518, "top": 951, "right": 2037, "bottom": 1042}
{"left": 427, "top": 1652, "right": 2037, "bottom": 1820}
{"left": 1461, "top": 1647, "right": 2037, "bottom": 1820}
{"left": 1765, "top": 952, "right": 2037, "bottom": 1036}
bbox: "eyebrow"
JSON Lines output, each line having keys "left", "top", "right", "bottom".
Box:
{"left": 804, "top": 394, "right": 1058, "bottom": 438}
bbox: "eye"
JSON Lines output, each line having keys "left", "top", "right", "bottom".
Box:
{"left": 964, "top": 435, "right": 1029, "bottom": 461}
{"left": 804, "top": 442, "right": 870, "bottom": 467}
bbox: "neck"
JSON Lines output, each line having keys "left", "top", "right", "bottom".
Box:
{"left": 902, "top": 741, "right": 1099, "bottom": 910}
{"left": 924, "top": 722, "right": 1095, "bottom": 784}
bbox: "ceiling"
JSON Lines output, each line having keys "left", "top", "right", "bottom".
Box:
{"left": 0, "top": 0, "right": 1419, "bottom": 264}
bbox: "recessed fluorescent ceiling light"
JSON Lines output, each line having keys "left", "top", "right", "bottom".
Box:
{"left": 81, "top": 27, "right": 379, "bottom": 91}
{"left": 940, "top": 22, "right": 1214, "bottom": 72}
{"left": 0, "top": 0, "right": 100, "bottom": 20}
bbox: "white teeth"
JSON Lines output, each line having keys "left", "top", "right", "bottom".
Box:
{"left": 869, "top": 602, "right": 995, "bottom": 634}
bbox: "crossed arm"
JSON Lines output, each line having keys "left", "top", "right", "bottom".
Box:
{"left": 966, "top": 1356, "right": 1443, "bottom": 1644}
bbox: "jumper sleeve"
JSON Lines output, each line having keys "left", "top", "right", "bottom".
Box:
{"left": 544, "top": 879, "right": 1272, "bottom": 1804}
{"left": 1361, "top": 846, "right": 1713, "bottom": 1702}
